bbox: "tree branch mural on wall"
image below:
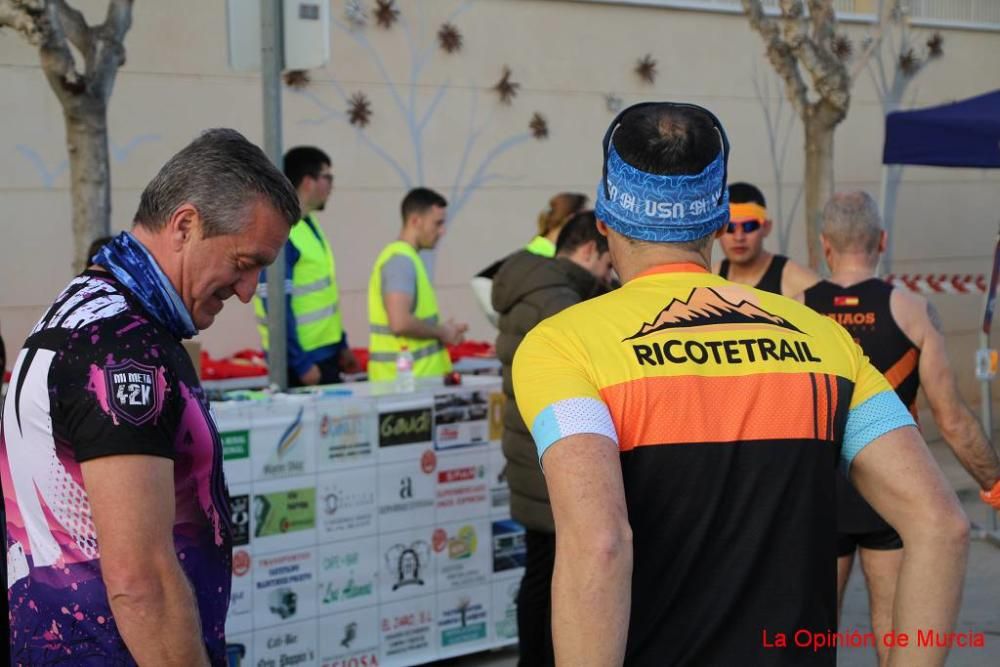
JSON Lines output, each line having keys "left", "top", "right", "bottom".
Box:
{"left": 751, "top": 65, "right": 803, "bottom": 256}
{"left": 15, "top": 133, "right": 159, "bottom": 189}
{"left": 295, "top": 0, "right": 540, "bottom": 225}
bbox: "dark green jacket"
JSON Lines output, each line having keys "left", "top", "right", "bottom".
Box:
{"left": 492, "top": 250, "right": 606, "bottom": 532}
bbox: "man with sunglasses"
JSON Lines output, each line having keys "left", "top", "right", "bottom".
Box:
{"left": 512, "top": 102, "right": 968, "bottom": 666}
{"left": 715, "top": 182, "right": 818, "bottom": 296}
{"left": 254, "top": 146, "right": 360, "bottom": 386}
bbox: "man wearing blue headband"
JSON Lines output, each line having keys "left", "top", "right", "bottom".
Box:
{"left": 512, "top": 102, "right": 967, "bottom": 666}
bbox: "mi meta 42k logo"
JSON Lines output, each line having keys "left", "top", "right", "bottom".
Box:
{"left": 105, "top": 360, "right": 162, "bottom": 426}
{"left": 625, "top": 287, "right": 822, "bottom": 367}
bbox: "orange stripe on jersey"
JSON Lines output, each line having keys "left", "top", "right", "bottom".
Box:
{"left": 884, "top": 348, "right": 919, "bottom": 389}
{"left": 600, "top": 372, "right": 839, "bottom": 451}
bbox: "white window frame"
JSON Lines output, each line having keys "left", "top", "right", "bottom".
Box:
{"left": 564, "top": 0, "right": 1000, "bottom": 33}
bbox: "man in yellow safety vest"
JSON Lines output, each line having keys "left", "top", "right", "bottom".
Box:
{"left": 368, "top": 188, "right": 468, "bottom": 381}
{"left": 254, "top": 146, "right": 359, "bottom": 386}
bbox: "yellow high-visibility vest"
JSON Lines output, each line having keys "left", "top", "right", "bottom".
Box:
{"left": 253, "top": 214, "right": 343, "bottom": 351}
{"left": 367, "top": 241, "right": 452, "bottom": 381}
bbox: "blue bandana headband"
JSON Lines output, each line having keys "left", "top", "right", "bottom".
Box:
{"left": 594, "top": 101, "right": 731, "bottom": 243}
{"left": 94, "top": 232, "right": 198, "bottom": 340}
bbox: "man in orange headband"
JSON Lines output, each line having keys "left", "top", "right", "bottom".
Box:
{"left": 715, "top": 182, "right": 818, "bottom": 296}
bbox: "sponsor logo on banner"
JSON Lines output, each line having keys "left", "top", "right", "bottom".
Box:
{"left": 323, "top": 654, "right": 378, "bottom": 667}
{"left": 255, "top": 623, "right": 316, "bottom": 666}
{"left": 276, "top": 406, "right": 305, "bottom": 458}
{"left": 436, "top": 465, "right": 488, "bottom": 514}
{"left": 378, "top": 408, "right": 433, "bottom": 447}
{"left": 254, "top": 487, "right": 316, "bottom": 537}
{"left": 440, "top": 596, "right": 488, "bottom": 647}
{"left": 233, "top": 549, "right": 251, "bottom": 577}
{"left": 229, "top": 494, "right": 250, "bottom": 546}
{"left": 488, "top": 392, "right": 505, "bottom": 441}
{"left": 255, "top": 551, "right": 315, "bottom": 624}
{"left": 434, "top": 393, "right": 490, "bottom": 449}
{"left": 492, "top": 520, "right": 526, "bottom": 572}
{"left": 381, "top": 602, "right": 434, "bottom": 659}
{"left": 225, "top": 642, "right": 247, "bottom": 667}
{"left": 222, "top": 430, "right": 250, "bottom": 461}
{"left": 321, "top": 549, "right": 375, "bottom": 606}
{"left": 104, "top": 360, "right": 161, "bottom": 426}
{"left": 323, "top": 484, "right": 375, "bottom": 518}
{"left": 438, "top": 524, "right": 488, "bottom": 588}
{"left": 447, "top": 525, "right": 477, "bottom": 560}
{"left": 495, "top": 581, "right": 520, "bottom": 640}
{"left": 319, "top": 411, "right": 373, "bottom": 462}
{"left": 384, "top": 541, "right": 432, "bottom": 591}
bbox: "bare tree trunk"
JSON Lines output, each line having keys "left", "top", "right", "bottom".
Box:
{"left": 803, "top": 114, "right": 835, "bottom": 270}
{"left": 1, "top": 0, "right": 133, "bottom": 271}
{"left": 64, "top": 99, "right": 111, "bottom": 271}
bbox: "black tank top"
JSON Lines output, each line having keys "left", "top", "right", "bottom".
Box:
{"left": 804, "top": 278, "right": 920, "bottom": 412}
{"left": 719, "top": 254, "right": 788, "bottom": 295}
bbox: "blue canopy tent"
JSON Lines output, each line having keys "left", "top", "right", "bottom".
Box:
{"left": 882, "top": 89, "right": 1000, "bottom": 534}
{"left": 883, "top": 89, "right": 1000, "bottom": 168}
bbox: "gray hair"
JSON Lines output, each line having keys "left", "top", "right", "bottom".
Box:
{"left": 133, "top": 128, "right": 301, "bottom": 236}
{"left": 821, "top": 191, "right": 882, "bottom": 255}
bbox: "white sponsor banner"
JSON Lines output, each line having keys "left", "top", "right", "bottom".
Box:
{"left": 488, "top": 441, "right": 511, "bottom": 518}
{"left": 253, "top": 548, "right": 318, "bottom": 630}
{"left": 434, "top": 391, "right": 490, "bottom": 450}
{"left": 251, "top": 475, "right": 317, "bottom": 555}
{"left": 227, "top": 544, "right": 253, "bottom": 635}
{"left": 434, "top": 450, "right": 490, "bottom": 524}
{"left": 318, "top": 536, "right": 379, "bottom": 615}
{"left": 376, "top": 458, "right": 437, "bottom": 533}
{"left": 251, "top": 396, "right": 317, "bottom": 480}
{"left": 437, "top": 584, "right": 492, "bottom": 656}
{"left": 435, "top": 519, "right": 491, "bottom": 590}
{"left": 318, "top": 606, "right": 380, "bottom": 667}
{"left": 379, "top": 526, "right": 437, "bottom": 602}
{"left": 252, "top": 619, "right": 317, "bottom": 667}
{"left": 378, "top": 595, "right": 436, "bottom": 666}
{"left": 492, "top": 579, "right": 520, "bottom": 642}
{"left": 215, "top": 402, "right": 253, "bottom": 484}
{"left": 318, "top": 468, "right": 378, "bottom": 542}
{"left": 375, "top": 398, "right": 434, "bottom": 464}
{"left": 315, "top": 396, "right": 378, "bottom": 471}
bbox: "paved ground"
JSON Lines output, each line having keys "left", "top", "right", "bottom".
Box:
{"left": 436, "top": 436, "right": 1000, "bottom": 667}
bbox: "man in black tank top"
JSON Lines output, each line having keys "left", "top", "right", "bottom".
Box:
{"left": 715, "top": 182, "right": 818, "bottom": 295}
{"left": 798, "top": 191, "right": 1000, "bottom": 665}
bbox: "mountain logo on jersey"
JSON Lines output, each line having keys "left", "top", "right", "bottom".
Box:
{"left": 105, "top": 359, "right": 162, "bottom": 426}
{"left": 624, "top": 287, "right": 804, "bottom": 340}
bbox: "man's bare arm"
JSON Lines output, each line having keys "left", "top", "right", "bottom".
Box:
{"left": 82, "top": 455, "right": 210, "bottom": 666}
{"left": 544, "top": 434, "right": 632, "bottom": 666}
{"left": 384, "top": 291, "right": 466, "bottom": 344}
{"left": 850, "top": 426, "right": 969, "bottom": 667}
{"left": 893, "top": 291, "right": 1000, "bottom": 489}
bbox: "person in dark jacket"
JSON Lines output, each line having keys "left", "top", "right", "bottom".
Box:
{"left": 492, "top": 210, "right": 612, "bottom": 666}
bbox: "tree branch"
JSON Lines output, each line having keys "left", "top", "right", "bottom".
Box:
{"left": 743, "top": 0, "right": 809, "bottom": 119}
{"left": 0, "top": 0, "right": 44, "bottom": 42}
{"left": 91, "top": 0, "right": 132, "bottom": 102}
{"left": 50, "top": 0, "right": 91, "bottom": 60}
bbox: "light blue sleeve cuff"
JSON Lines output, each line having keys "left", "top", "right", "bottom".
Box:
{"left": 531, "top": 397, "right": 618, "bottom": 465}
{"left": 841, "top": 390, "right": 917, "bottom": 472}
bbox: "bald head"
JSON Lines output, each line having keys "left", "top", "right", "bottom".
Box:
{"left": 821, "top": 191, "right": 883, "bottom": 257}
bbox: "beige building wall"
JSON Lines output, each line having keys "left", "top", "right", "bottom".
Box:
{"left": 1, "top": 0, "right": 998, "bottom": 400}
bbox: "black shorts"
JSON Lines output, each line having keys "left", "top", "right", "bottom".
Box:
{"left": 836, "top": 471, "right": 902, "bottom": 557}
